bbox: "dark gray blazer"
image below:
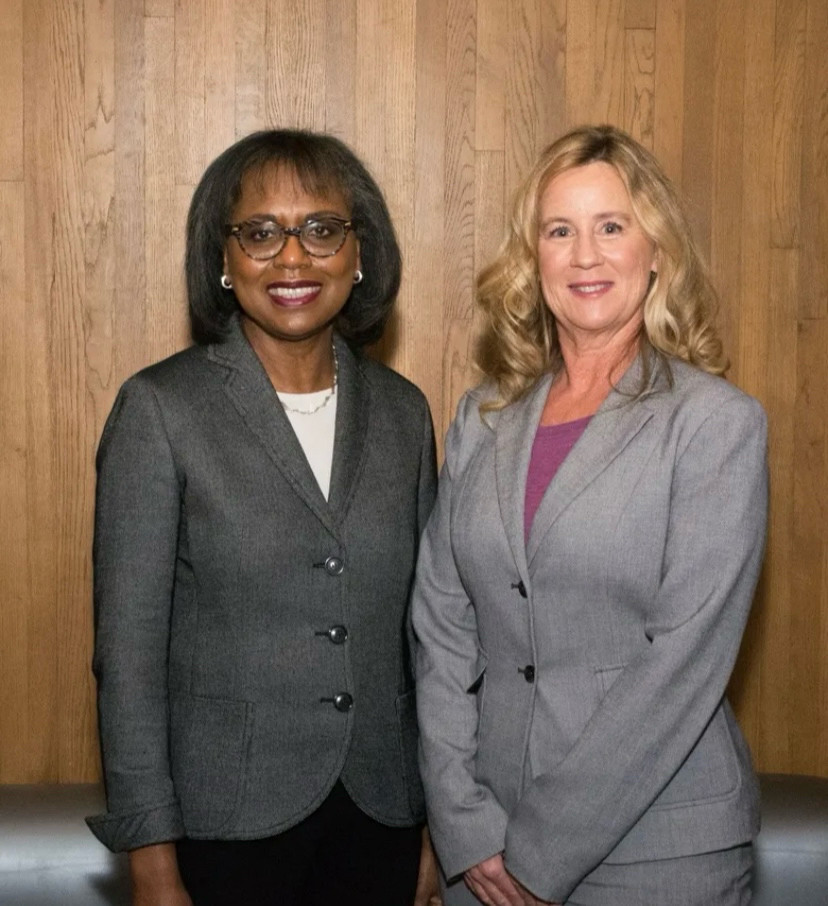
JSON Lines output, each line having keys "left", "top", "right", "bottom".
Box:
{"left": 412, "top": 355, "right": 767, "bottom": 903}
{"left": 87, "top": 320, "right": 437, "bottom": 852}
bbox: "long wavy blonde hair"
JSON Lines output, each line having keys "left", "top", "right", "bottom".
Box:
{"left": 475, "top": 124, "right": 727, "bottom": 409}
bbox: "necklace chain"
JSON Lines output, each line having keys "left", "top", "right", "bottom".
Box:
{"left": 279, "top": 342, "right": 339, "bottom": 415}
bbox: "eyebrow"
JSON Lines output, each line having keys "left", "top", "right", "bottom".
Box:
{"left": 241, "top": 209, "right": 349, "bottom": 223}
{"left": 540, "top": 210, "right": 634, "bottom": 226}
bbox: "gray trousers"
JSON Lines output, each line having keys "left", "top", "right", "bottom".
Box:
{"left": 440, "top": 844, "right": 753, "bottom": 906}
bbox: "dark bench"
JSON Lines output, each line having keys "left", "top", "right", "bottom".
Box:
{"left": 1, "top": 774, "right": 826, "bottom": 904}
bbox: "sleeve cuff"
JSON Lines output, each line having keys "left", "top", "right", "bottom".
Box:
{"left": 86, "top": 799, "right": 185, "bottom": 852}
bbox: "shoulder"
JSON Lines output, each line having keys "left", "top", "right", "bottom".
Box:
{"left": 125, "top": 344, "right": 209, "bottom": 393}
{"left": 101, "top": 346, "right": 210, "bottom": 437}
{"left": 355, "top": 352, "right": 431, "bottom": 415}
{"left": 654, "top": 358, "right": 767, "bottom": 447}
{"left": 665, "top": 359, "right": 764, "bottom": 416}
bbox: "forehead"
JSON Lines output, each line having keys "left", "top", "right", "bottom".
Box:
{"left": 539, "top": 161, "right": 634, "bottom": 214}
{"left": 232, "top": 164, "right": 350, "bottom": 218}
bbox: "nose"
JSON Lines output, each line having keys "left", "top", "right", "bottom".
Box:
{"left": 273, "top": 233, "right": 311, "bottom": 268}
{"left": 570, "top": 232, "right": 602, "bottom": 268}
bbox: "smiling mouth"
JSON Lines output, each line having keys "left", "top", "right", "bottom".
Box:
{"left": 569, "top": 281, "right": 613, "bottom": 295}
{"left": 267, "top": 282, "right": 322, "bottom": 306}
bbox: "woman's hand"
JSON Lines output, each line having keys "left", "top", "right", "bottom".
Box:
{"left": 129, "top": 843, "right": 193, "bottom": 906}
{"left": 413, "top": 826, "right": 440, "bottom": 906}
{"left": 464, "top": 853, "right": 558, "bottom": 906}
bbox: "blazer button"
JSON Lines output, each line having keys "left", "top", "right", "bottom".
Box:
{"left": 333, "top": 692, "right": 354, "bottom": 712}
{"left": 325, "top": 556, "right": 344, "bottom": 576}
{"left": 515, "top": 581, "right": 527, "bottom": 598}
{"left": 327, "top": 625, "right": 348, "bottom": 645}
{"left": 520, "top": 665, "right": 535, "bottom": 683}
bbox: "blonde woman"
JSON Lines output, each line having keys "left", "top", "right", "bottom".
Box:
{"left": 413, "top": 125, "right": 767, "bottom": 906}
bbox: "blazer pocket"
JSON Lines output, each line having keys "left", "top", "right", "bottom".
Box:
{"left": 170, "top": 693, "right": 252, "bottom": 834}
{"left": 395, "top": 689, "right": 425, "bottom": 820}
{"left": 650, "top": 706, "right": 741, "bottom": 810}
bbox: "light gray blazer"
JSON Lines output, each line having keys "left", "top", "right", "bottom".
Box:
{"left": 412, "top": 354, "right": 767, "bottom": 903}
{"left": 87, "top": 319, "right": 436, "bottom": 852}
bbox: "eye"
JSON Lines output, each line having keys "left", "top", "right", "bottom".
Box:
{"left": 601, "top": 221, "right": 624, "bottom": 235}
{"left": 543, "top": 224, "right": 571, "bottom": 239}
{"left": 243, "top": 222, "right": 280, "bottom": 243}
{"left": 304, "top": 220, "right": 337, "bottom": 239}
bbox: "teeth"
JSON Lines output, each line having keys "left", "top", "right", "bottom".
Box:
{"left": 573, "top": 283, "right": 608, "bottom": 294}
{"left": 269, "top": 285, "right": 317, "bottom": 299}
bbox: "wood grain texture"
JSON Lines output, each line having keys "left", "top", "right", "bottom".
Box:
{"left": 0, "top": 0, "right": 23, "bottom": 180}
{"left": 1, "top": 0, "right": 827, "bottom": 782}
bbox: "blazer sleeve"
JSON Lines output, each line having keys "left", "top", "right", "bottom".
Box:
{"left": 86, "top": 377, "right": 186, "bottom": 852}
{"left": 504, "top": 394, "right": 769, "bottom": 901}
{"left": 412, "top": 394, "right": 510, "bottom": 880}
{"left": 417, "top": 396, "right": 439, "bottom": 538}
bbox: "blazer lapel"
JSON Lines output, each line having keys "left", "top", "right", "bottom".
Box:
{"left": 526, "top": 355, "right": 662, "bottom": 566}
{"left": 208, "top": 319, "right": 336, "bottom": 532}
{"left": 327, "top": 334, "right": 370, "bottom": 521}
{"left": 495, "top": 374, "right": 553, "bottom": 580}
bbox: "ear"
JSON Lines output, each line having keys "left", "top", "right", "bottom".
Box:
{"left": 222, "top": 247, "right": 229, "bottom": 275}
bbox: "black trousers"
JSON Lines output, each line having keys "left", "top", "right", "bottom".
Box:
{"left": 176, "top": 781, "right": 422, "bottom": 906}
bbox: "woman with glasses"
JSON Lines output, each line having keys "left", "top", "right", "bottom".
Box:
{"left": 87, "top": 130, "right": 438, "bottom": 906}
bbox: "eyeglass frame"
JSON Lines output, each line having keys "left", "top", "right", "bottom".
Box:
{"left": 224, "top": 216, "right": 355, "bottom": 260}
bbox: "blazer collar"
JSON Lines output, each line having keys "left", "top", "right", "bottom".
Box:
{"left": 496, "top": 353, "right": 667, "bottom": 574}
{"left": 207, "top": 318, "right": 370, "bottom": 530}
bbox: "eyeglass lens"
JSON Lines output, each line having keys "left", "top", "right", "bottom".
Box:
{"left": 236, "top": 219, "right": 348, "bottom": 259}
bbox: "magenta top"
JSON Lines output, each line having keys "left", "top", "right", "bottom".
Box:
{"left": 524, "top": 415, "right": 592, "bottom": 539}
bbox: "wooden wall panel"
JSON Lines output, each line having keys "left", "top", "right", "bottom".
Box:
{"left": 1, "top": 0, "right": 827, "bottom": 782}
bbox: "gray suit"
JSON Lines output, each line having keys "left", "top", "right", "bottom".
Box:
{"left": 87, "top": 319, "right": 437, "bottom": 852}
{"left": 412, "top": 355, "right": 767, "bottom": 903}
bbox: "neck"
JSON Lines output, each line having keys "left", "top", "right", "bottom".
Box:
{"left": 540, "top": 332, "right": 640, "bottom": 426}
{"left": 242, "top": 321, "right": 337, "bottom": 393}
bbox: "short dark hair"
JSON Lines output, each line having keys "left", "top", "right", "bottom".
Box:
{"left": 186, "top": 129, "right": 402, "bottom": 346}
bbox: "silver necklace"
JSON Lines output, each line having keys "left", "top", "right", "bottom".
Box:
{"left": 278, "top": 343, "right": 338, "bottom": 415}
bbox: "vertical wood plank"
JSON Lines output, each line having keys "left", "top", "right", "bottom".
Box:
{"left": 726, "top": 0, "right": 777, "bottom": 766}
{"left": 708, "top": 0, "right": 745, "bottom": 372}
{"left": 681, "top": 0, "right": 716, "bottom": 257}
{"left": 353, "top": 0, "right": 416, "bottom": 374}
{"left": 538, "top": 0, "right": 567, "bottom": 142}
{"left": 409, "top": 0, "right": 447, "bottom": 436}
{"left": 84, "top": 0, "right": 116, "bottom": 425}
{"left": 652, "top": 0, "right": 685, "bottom": 182}
{"left": 145, "top": 15, "right": 181, "bottom": 360}
{"left": 114, "top": 0, "right": 148, "bottom": 381}
{"left": 324, "top": 0, "right": 357, "bottom": 141}
{"left": 476, "top": 0, "right": 507, "bottom": 152}
{"left": 624, "top": 29, "right": 655, "bottom": 146}
{"left": 565, "top": 0, "right": 596, "bottom": 127}
{"left": 0, "top": 180, "right": 29, "bottom": 781}
{"left": 0, "top": 0, "right": 23, "bottom": 180}
{"left": 145, "top": 0, "right": 173, "bottom": 15}
{"left": 593, "top": 0, "right": 626, "bottom": 124}
{"left": 626, "top": 0, "right": 656, "bottom": 28}
{"left": 771, "top": 0, "right": 806, "bottom": 250}
{"left": 204, "top": 0, "right": 236, "bottom": 165}
{"left": 235, "top": 0, "right": 267, "bottom": 136}
{"left": 21, "top": 0, "right": 62, "bottom": 781}
{"left": 799, "top": 0, "right": 828, "bottom": 319}
{"left": 265, "top": 0, "right": 325, "bottom": 129}
{"left": 790, "top": 315, "right": 826, "bottom": 772}
{"left": 440, "top": 0, "right": 477, "bottom": 431}
{"left": 174, "top": 0, "right": 206, "bottom": 183}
